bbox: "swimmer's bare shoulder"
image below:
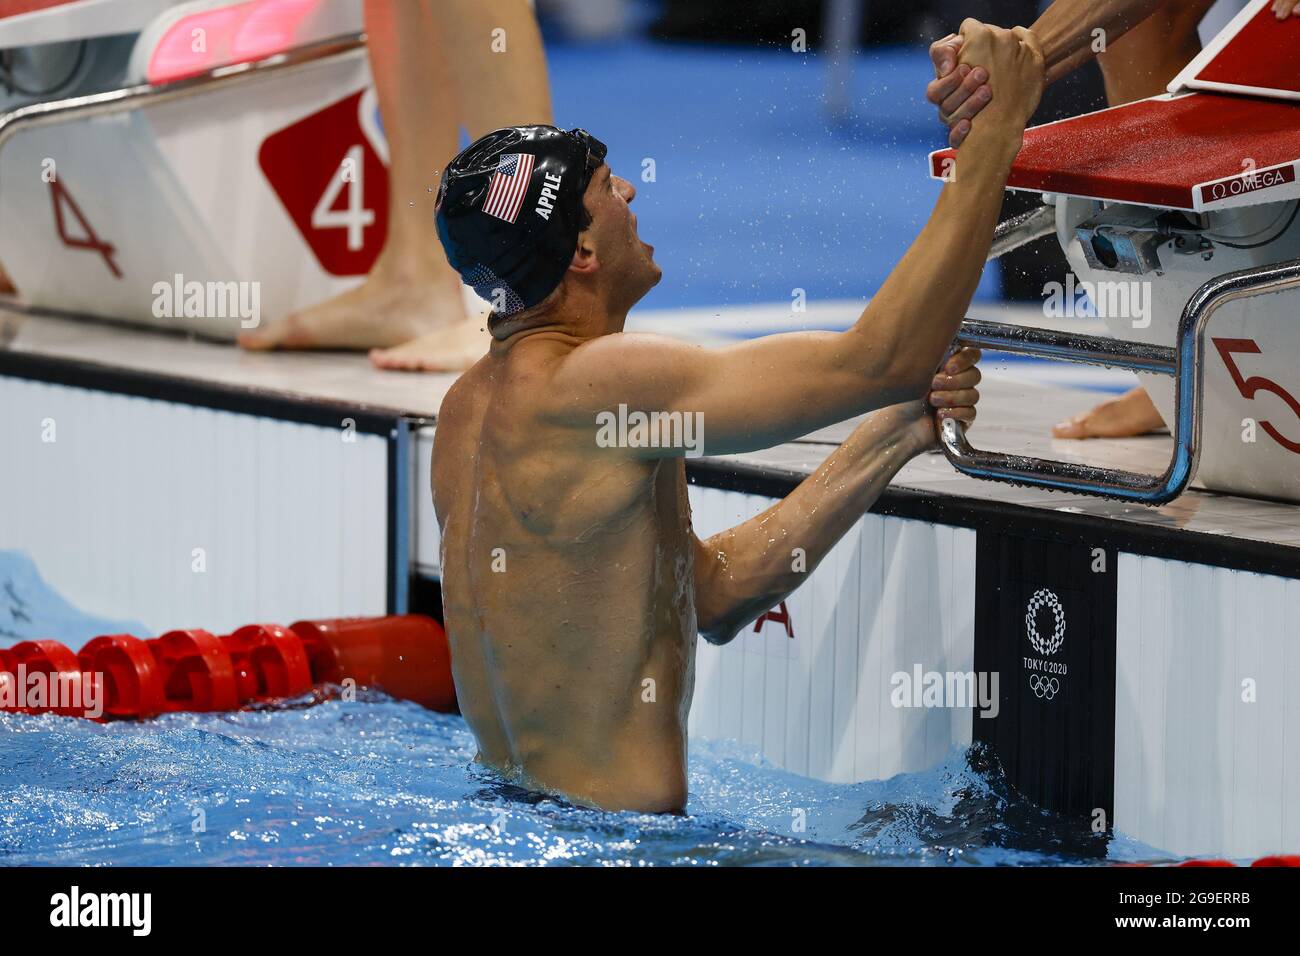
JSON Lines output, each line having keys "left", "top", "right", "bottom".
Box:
{"left": 434, "top": 336, "right": 656, "bottom": 549}
{"left": 431, "top": 349, "right": 547, "bottom": 528}
{"left": 430, "top": 358, "right": 487, "bottom": 523}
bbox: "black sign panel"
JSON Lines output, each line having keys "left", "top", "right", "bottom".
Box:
{"left": 974, "top": 532, "right": 1117, "bottom": 824}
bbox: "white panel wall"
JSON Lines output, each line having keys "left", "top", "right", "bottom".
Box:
{"left": 415, "top": 425, "right": 440, "bottom": 577}
{"left": 0, "top": 376, "right": 389, "bottom": 639}
{"left": 1115, "top": 553, "right": 1300, "bottom": 859}
{"left": 688, "top": 485, "right": 977, "bottom": 783}
{"left": 412, "top": 449, "right": 1300, "bottom": 856}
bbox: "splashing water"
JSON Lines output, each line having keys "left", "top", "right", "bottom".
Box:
{"left": 0, "top": 695, "right": 1166, "bottom": 867}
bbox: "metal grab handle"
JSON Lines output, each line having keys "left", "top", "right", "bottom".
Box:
{"left": 988, "top": 203, "right": 1058, "bottom": 262}
{"left": 0, "top": 33, "right": 366, "bottom": 153}
{"left": 941, "top": 258, "right": 1300, "bottom": 504}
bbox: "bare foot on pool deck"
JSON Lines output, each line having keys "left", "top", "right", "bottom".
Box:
{"left": 369, "top": 314, "right": 491, "bottom": 372}
{"left": 238, "top": 256, "right": 468, "bottom": 354}
{"left": 1051, "top": 386, "right": 1166, "bottom": 440}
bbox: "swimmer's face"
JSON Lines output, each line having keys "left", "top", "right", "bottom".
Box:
{"left": 576, "top": 164, "right": 662, "bottom": 304}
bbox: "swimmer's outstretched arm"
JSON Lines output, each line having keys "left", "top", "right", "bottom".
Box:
{"left": 692, "top": 352, "right": 980, "bottom": 646}
{"left": 548, "top": 24, "right": 1041, "bottom": 458}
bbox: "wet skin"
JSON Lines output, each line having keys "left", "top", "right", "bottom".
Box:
{"left": 434, "top": 32, "right": 1041, "bottom": 811}
{"left": 434, "top": 170, "right": 697, "bottom": 811}
{"left": 435, "top": 356, "right": 698, "bottom": 811}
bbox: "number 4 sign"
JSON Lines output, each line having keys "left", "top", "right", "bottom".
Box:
{"left": 259, "top": 90, "right": 388, "bottom": 276}
{"left": 314, "top": 145, "right": 375, "bottom": 252}
{"left": 49, "top": 178, "right": 121, "bottom": 279}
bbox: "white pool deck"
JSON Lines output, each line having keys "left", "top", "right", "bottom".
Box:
{"left": 3, "top": 301, "right": 1299, "bottom": 555}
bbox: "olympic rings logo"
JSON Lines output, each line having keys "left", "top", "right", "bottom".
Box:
{"left": 1025, "top": 588, "right": 1065, "bottom": 656}
{"left": 1030, "top": 674, "right": 1060, "bottom": 700}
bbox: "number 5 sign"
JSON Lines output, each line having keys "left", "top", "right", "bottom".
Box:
{"left": 259, "top": 90, "right": 389, "bottom": 276}
{"left": 1213, "top": 337, "right": 1300, "bottom": 455}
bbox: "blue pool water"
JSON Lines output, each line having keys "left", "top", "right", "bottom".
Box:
{"left": 1, "top": 551, "right": 1168, "bottom": 867}
{"left": 0, "top": 695, "right": 1169, "bottom": 867}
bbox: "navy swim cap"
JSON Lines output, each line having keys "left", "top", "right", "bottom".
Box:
{"left": 436, "top": 125, "right": 608, "bottom": 318}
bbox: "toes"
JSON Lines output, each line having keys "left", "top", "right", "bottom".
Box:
{"left": 237, "top": 327, "right": 276, "bottom": 350}
{"left": 369, "top": 347, "right": 412, "bottom": 370}
{"left": 370, "top": 346, "right": 438, "bottom": 372}
{"left": 1051, "top": 418, "right": 1090, "bottom": 440}
{"left": 240, "top": 315, "right": 312, "bottom": 351}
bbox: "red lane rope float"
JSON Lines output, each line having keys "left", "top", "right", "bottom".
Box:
{"left": 224, "top": 624, "right": 313, "bottom": 702}
{"left": 148, "top": 629, "right": 241, "bottom": 713}
{"left": 78, "top": 635, "right": 165, "bottom": 720}
{"left": 1, "top": 615, "right": 455, "bottom": 719}
{"left": 5, "top": 639, "right": 86, "bottom": 717}
{"left": 291, "top": 616, "right": 456, "bottom": 713}
{"left": 1176, "top": 856, "right": 1300, "bottom": 867}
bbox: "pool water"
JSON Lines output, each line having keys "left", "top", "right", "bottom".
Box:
{"left": 0, "top": 694, "right": 1169, "bottom": 867}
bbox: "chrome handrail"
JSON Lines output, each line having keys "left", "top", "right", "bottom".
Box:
{"left": 955, "top": 319, "right": 1175, "bottom": 374}
{"left": 941, "top": 258, "right": 1300, "bottom": 503}
{"left": 988, "top": 203, "right": 1057, "bottom": 261}
{"left": 0, "top": 32, "right": 366, "bottom": 153}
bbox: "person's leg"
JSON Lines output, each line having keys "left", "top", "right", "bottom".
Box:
{"left": 1095, "top": 0, "right": 1214, "bottom": 105}
{"left": 240, "top": 0, "right": 470, "bottom": 358}
{"left": 370, "top": 0, "right": 554, "bottom": 371}
{"left": 1051, "top": 1, "right": 1214, "bottom": 440}
{"left": 1051, "top": 386, "right": 1164, "bottom": 439}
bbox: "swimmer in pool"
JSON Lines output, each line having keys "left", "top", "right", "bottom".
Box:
{"left": 432, "top": 22, "right": 1045, "bottom": 812}
{"left": 927, "top": 0, "right": 1298, "bottom": 440}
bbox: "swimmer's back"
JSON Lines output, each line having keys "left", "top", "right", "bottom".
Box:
{"left": 432, "top": 335, "right": 694, "bottom": 810}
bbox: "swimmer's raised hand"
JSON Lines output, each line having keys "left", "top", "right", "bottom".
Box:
{"left": 958, "top": 22, "right": 1045, "bottom": 146}
{"left": 926, "top": 34, "right": 987, "bottom": 149}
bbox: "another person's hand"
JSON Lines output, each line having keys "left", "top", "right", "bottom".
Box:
{"left": 927, "top": 34, "right": 988, "bottom": 149}
{"left": 1273, "top": 0, "right": 1300, "bottom": 18}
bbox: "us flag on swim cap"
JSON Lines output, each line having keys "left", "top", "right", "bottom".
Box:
{"left": 481, "top": 152, "right": 535, "bottom": 224}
